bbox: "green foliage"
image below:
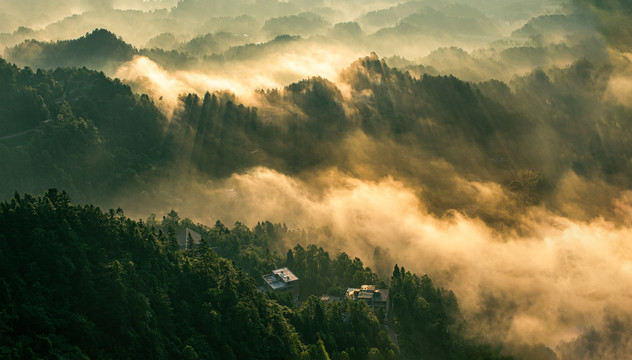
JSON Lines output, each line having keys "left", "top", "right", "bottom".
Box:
{"left": 174, "top": 91, "right": 259, "bottom": 176}
{"left": 147, "top": 212, "right": 512, "bottom": 359}
{"left": 286, "top": 244, "right": 383, "bottom": 299}
{"left": 138, "top": 48, "right": 198, "bottom": 70}
{"left": 6, "top": 29, "right": 136, "bottom": 71}
{"left": 151, "top": 214, "right": 285, "bottom": 279}
{"left": 0, "top": 61, "right": 50, "bottom": 134}
{"left": 178, "top": 32, "right": 247, "bottom": 58}
{"left": 0, "top": 190, "right": 303, "bottom": 359}
{"left": 293, "top": 296, "right": 396, "bottom": 360}
{"left": 0, "top": 58, "right": 171, "bottom": 204}
{"left": 0, "top": 190, "right": 519, "bottom": 359}
{"left": 4, "top": 52, "right": 631, "bottom": 225}
{"left": 390, "top": 265, "right": 512, "bottom": 360}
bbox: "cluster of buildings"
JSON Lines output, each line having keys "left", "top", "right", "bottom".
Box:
{"left": 177, "top": 228, "right": 390, "bottom": 317}
{"left": 261, "top": 267, "right": 389, "bottom": 318}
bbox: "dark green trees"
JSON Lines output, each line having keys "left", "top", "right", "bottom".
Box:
{"left": 0, "top": 190, "right": 303, "bottom": 359}
{"left": 390, "top": 265, "right": 512, "bottom": 360}
{"left": 0, "top": 58, "right": 171, "bottom": 204}
{"left": 293, "top": 296, "right": 396, "bottom": 360}
{"left": 0, "top": 190, "right": 519, "bottom": 359}
{"left": 6, "top": 29, "right": 135, "bottom": 72}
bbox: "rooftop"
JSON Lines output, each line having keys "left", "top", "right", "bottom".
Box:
{"left": 272, "top": 267, "right": 299, "bottom": 283}
{"left": 262, "top": 274, "right": 287, "bottom": 290}
{"left": 346, "top": 286, "right": 389, "bottom": 303}
{"left": 262, "top": 267, "right": 299, "bottom": 291}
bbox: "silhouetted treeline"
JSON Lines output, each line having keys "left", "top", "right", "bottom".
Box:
{"left": 5, "top": 29, "right": 305, "bottom": 71}
{"left": 390, "top": 266, "right": 512, "bottom": 360}
{"left": 6, "top": 29, "right": 136, "bottom": 73}
{"left": 3, "top": 52, "right": 632, "bottom": 223}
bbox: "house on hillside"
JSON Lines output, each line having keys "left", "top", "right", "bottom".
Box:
{"left": 177, "top": 228, "right": 202, "bottom": 250}
{"left": 262, "top": 267, "right": 300, "bottom": 303}
{"left": 346, "top": 285, "right": 389, "bottom": 319}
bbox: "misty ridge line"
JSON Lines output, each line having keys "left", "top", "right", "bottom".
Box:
{"left": 0, "top": 0, "right": 590, "bottom": 81}
{"left": 18, "top": 46, "right": 632, "bottom": 356}
{"left": 112, "top": 52, "right": 632, "bottom": 360}
{"left": 0, "top": 0, "right": 556, "bottom": 45}
{"left": 2, "top": 0, "right": 632, "bottom": 358}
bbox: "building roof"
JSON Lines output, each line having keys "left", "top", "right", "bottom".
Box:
{"left": 319, "top": 295, "right": 341, "bottom": 302}
{"left": 272, "top": 267, "right": 299, "bottom": 282}
{"left": 177, "top": 228, "right": 202, "bottom": 249}
{"left": 262, "top": 274, "right": 287, "bottom": 290}
{"left": 346, "top": 286, "right": 389, "bottom": 303}
{"left": 262, "top": 267, "right": 299, "bottom": 290}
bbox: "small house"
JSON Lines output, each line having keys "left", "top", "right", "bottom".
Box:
{"left": 346, "top": 285, "right": 389, "bottom": 318}
{"left": 262, "top": 267, "right": 300, "bottom": 303}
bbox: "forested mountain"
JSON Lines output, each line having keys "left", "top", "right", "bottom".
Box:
{"left": 3, "top": 51, "right": 631, "bottom": 224}
{"left": 6, "top": 29, "right": 136, "bottom": 73}
{"left": 0, "top": 57, "right": 171, "bottom": 203}
{"left": 0, "top": 190, "right": 304, "bottom": 359}
{"left": 4, "top": 28, "right": 310, "bottom": 71}
{"left": 0, "top": 190, "right": 510, "bottom": 359}
{"left": 2, "top": 0, "right": 632, "bottom": 357}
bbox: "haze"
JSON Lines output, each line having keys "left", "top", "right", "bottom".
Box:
{"left": 2, "top": 0, "right": 632, "bottom": 358}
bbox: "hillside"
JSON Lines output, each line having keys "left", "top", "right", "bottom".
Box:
{"left": 5, "top": 29, "right": 136, "bottom": 72}
{"left": 2, "top": 1, "right": 632, "bottom": 358}
{"left": 0, "top": 190, "right": 511, "bottom": 359}
{"left": 3, "top": 53, "right": 632, "bottom": 226}
{"left": 0, "top": 57, "right": 171, "bottom": 204}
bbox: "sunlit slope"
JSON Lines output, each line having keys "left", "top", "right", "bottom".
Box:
{"left": 2, "top": 53, "right": 632, "bottom": 226}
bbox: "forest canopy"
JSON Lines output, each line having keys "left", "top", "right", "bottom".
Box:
{"left": 0, "top": 190, "right": 511, "bottom": 359}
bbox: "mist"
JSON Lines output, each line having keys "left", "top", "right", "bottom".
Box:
{"left": 111, "top": 165, "right": 632, "bottom": 356}
{"left": 2, "top": 0, "right": 632, "bottom": 358}
{"left": 1, "top": 0, "right": 573, "bottom": 90}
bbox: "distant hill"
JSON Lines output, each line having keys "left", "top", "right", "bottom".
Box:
{"left": 6, "top": 29, "right": 135, "bottom": 72}
{"left": 0, "top": 57, "right": 170, "bottom": 204}
{"left": 5, "top": 29, "right": 305, "bottom": 71}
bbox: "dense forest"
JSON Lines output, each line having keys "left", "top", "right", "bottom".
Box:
{"left": 0, "top": 57, "right": 172, "bottom": 203}
{"left": 2, "top": 46, "right": 632, "bottom": 225}
{"left": 4, "top": 28, "right": 308, "bottom": 72}
{"left": 2, "top": 0, "right": 632, "bottom": 358}
{"left": 0, "top": 190, "right": 511, "bottom": 359}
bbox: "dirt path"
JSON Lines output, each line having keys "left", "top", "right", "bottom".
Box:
{"left": 384, "top": 324, "right": 399, "bottom": 348}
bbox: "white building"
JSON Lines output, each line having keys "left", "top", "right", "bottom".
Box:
{"left": 262, "top": 267, "right": 300, "bottom": 303}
